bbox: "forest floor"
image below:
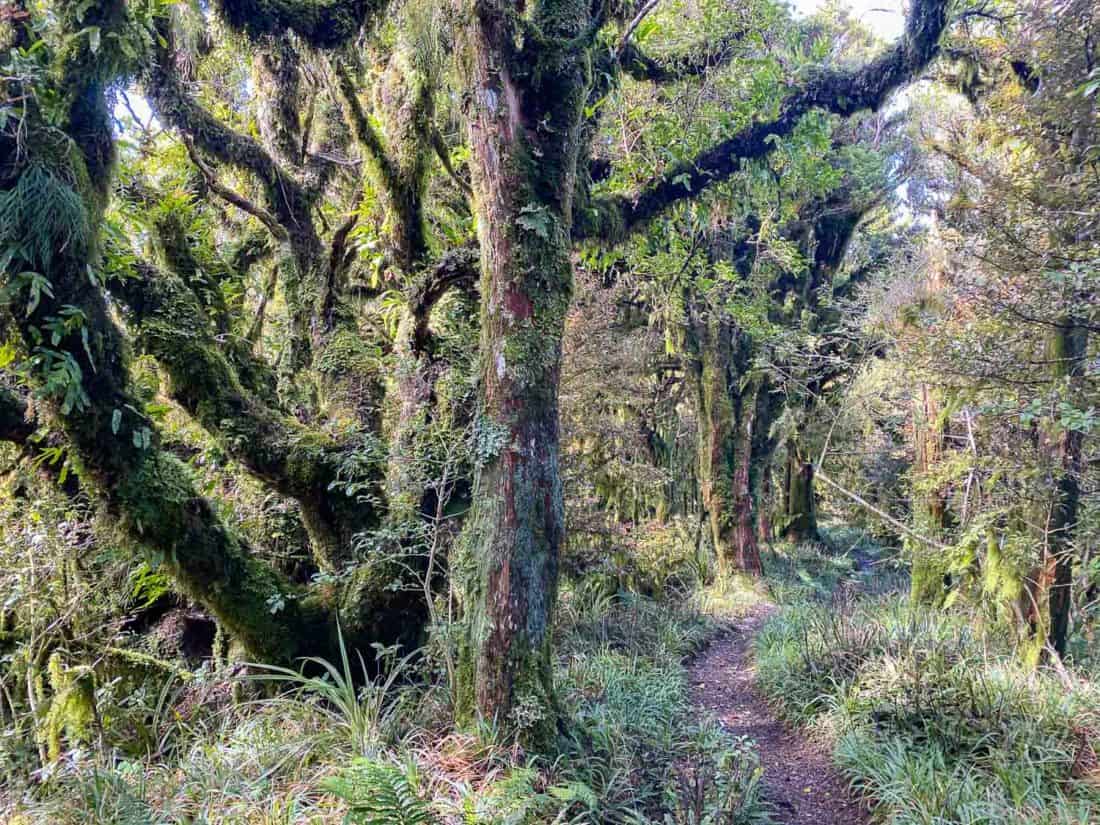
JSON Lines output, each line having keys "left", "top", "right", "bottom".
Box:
{"left": 689, "top": 603, "right": 869, "bottom": 825}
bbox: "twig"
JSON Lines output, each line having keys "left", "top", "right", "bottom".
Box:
{"left": 617, "top": 0, "right": 661, "bottom": 57}
{"left": 183, "top": 136, "right": 289, "bottom": 241}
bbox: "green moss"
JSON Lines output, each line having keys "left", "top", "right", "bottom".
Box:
{"left": 41, "top": 652, "right": 97, "bottom": 761}
{"left": 908, "top": 544, "right": 950, "bottom": 607}
{"left": 315, "top": 327, "right": 382, "bottom": 376}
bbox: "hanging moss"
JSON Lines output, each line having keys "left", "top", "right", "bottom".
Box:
{"left": 41, "top": 652, "right": 97, "bottom": 762}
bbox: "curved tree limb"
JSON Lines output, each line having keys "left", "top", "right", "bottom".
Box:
{"left": 577, "top": 0, "right": 950, "bottom": 242}
{"left": 616, "top": 32, "right": 749, "bottom": 83}
{"left": 617, "top": 0, "right": 661, "bottom": 55}
{"left": 409, "top": 246, "right": 480, "bottom": 355}
{"left": 431, "top": 126, "right": 472, "bottom": 196}
{"left": 331, "top": 59, "right": 397, "bottom": 187}
{"left": 145, "top": 23, "right": 327, "bottom": 373}
{"left": 213, "top": 0, "right": 383, "bottom": 49}
{"left": 110, "top": 261, "right": 378, "bottom": 570}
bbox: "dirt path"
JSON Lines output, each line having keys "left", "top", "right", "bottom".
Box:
{"left": 688, "top": 605, "right": 869, "bottom": 825}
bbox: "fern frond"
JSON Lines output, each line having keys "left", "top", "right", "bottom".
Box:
{"left": 323, "top": 757, "right": 436, "bottom": 825}
{"left": 0, "top": 161, "right": 90, "bottom": 273}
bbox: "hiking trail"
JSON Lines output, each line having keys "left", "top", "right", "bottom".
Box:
{"left": 688, "top": 605, "right": 870, "bottom": 825}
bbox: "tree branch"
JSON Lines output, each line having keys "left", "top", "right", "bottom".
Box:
{"left": 617, "top": 0, "right": 661, "bottom": 56}
{"left": 577, "top": 0, "right": 950, "bottom": 242}
{"left": 617, "top": 32, "right": 748, "bottom": 83}
{"left": 409, "top": 247, "right": 480, "bottom": 355}
{"left": 331, "top": 59, "right": 399, "bottom": 189}
{"left": 110, "top": 261, "right": 379, "bottom": 569}
{"left": 183, "top": 136, "right": 290, "bottom": 241}
{"left": 817, "top": 468, "right": 949, "bottom": 550}
{"left": 431, "top": 126, "right": 472, "bottom": 196}
{"left": 213, "top": 0, "right": 384, "bottom": 49}
{"left": 144, "top": 26, "right": 314, "bottom": 240}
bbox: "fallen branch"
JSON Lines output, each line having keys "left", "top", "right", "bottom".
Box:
{"left": 815, "top": 467, "right": 949, "bottom": 550}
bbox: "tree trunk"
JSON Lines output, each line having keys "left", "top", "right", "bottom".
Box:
{"left": 781, "top": 440, "right": 818, "bottom": 543}
{"left": 454, "top": 0, "right": 589, "bottom": 744}
{"left": 694, "top": 316, "right": 766, "bottom": 576}
{"left": 757, "top": 468, "right": 773, "bottom": 544}
{"left": 910, "top": 383, "right": 954, "bottom": 605}
{"left": 1032, "top": 319, "right": 1087, "bottom": 659}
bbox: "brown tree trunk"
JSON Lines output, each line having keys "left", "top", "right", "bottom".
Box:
{"left": 694, "top": 315, "right": 767, "bottom": 576}
{"left": 454, "top": 0, "right": 589, "bottom": 745}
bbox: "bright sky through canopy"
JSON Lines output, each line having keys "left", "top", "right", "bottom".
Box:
{"left": 792, "top": 0, "right": 907, "bottom": 40}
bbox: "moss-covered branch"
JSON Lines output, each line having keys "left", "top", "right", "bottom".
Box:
{"left": 332, "top": 59, "right": 397, "bottom": 190}
{"left": 1, "top": 47, "right": 319, "bottom": 665}
{"left": 110, "top": 261, "right": 379, "bottom": 569}
{"left": 213, "top": 0, "right": 384, "bottom": 49}
{"left": 408, "top": 246, "right": 479, "bottom": 355}
{"left": 1, "top": 0, "right": 425, "bottom": 665}
{"left": 577, "top": 0, "right": 950, "bottom": 242}
{"left": 253, "top": 36, "right": 306, "bottom": 169}
{"left": 144, "top": 30, "right": 307, "bottom": 222}
{"left": 332, "top": 51, "right": 433, "bottom": 271}
{"left": 183, "top": 137, "right": 289, "bottom": 242}
{"left": 616, "top": 33, "right": 747, "bottom": 84}
{"left": 144, "top": 22, "right": 324, "bottom": 372}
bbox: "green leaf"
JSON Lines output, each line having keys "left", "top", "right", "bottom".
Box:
{"left": 516, "top": 204, "right": 554, "bottom": 240}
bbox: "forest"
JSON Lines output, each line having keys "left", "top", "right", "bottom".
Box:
{"left": 0, "top": 0, "right": 1097, "bottom": 821}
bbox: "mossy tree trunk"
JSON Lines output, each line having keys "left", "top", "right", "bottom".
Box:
{"left": 453, "top": 0, "right": 590, "bottom": 744}
{"left": 0, "top": 4, "right": 426, "bottom": 665}
{"left": 909, "top": 384, "right": 954, "bottom": 605}
{"left": 1030, "top": 319, "right": 1087, "bottom": 659}
{"left": 692, "top": 315, "right": 773, "bottom": 577}
{"left": 781, "top": 440, "right": 818, "bottom": 543}
{"left": 757, "top": 469, "right": 773, "bottom": 544}
{"left": 772, "top": 197, "right": 870, "bottom": 546}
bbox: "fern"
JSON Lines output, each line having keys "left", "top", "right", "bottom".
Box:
{"left": 323, "top": 758, "right": 435, "bottom": 825}
{"left": 0, "top": 161, "right": 90, "bottom": 273}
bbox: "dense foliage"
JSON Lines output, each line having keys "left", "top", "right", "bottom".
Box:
{"left": 0, "top": 0, "right": 1097, "bottom": 821}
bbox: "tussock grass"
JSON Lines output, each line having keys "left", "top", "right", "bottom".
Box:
{"left": 755, "top": 592, "right": 1100, "bottom": 825}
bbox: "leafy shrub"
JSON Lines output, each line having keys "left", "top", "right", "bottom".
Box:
{"left": 563, "top": 517, "right": 708, "bottom": 602}
{"left": 663, "top": 727, "right": 767, "bottom": 825}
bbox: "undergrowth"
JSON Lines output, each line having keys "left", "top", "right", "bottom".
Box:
{"left": 3, "top": 576, "right": 772, "bottom": 824}
{"left": 755, "top": 591, "right": 1100, "bottom": 825}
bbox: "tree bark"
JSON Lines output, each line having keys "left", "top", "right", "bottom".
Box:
{"left": 454, "top": 0, "right": 589, "bottom": 745}
{"left": 694, "top": 315, "right": 768, "bottom": 576}
{"left": 909, "top": 383, "right": 954, "bottom": 605}
{"left": 781, "top": 440, "right": 818, "bottom": 543}
{"left": 1033, "top": 319, "right": 1087, "bottom": 659}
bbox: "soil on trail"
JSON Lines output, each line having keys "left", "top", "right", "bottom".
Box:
{"left": 689, "top": 605, "right": 870, "bottom": 825}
